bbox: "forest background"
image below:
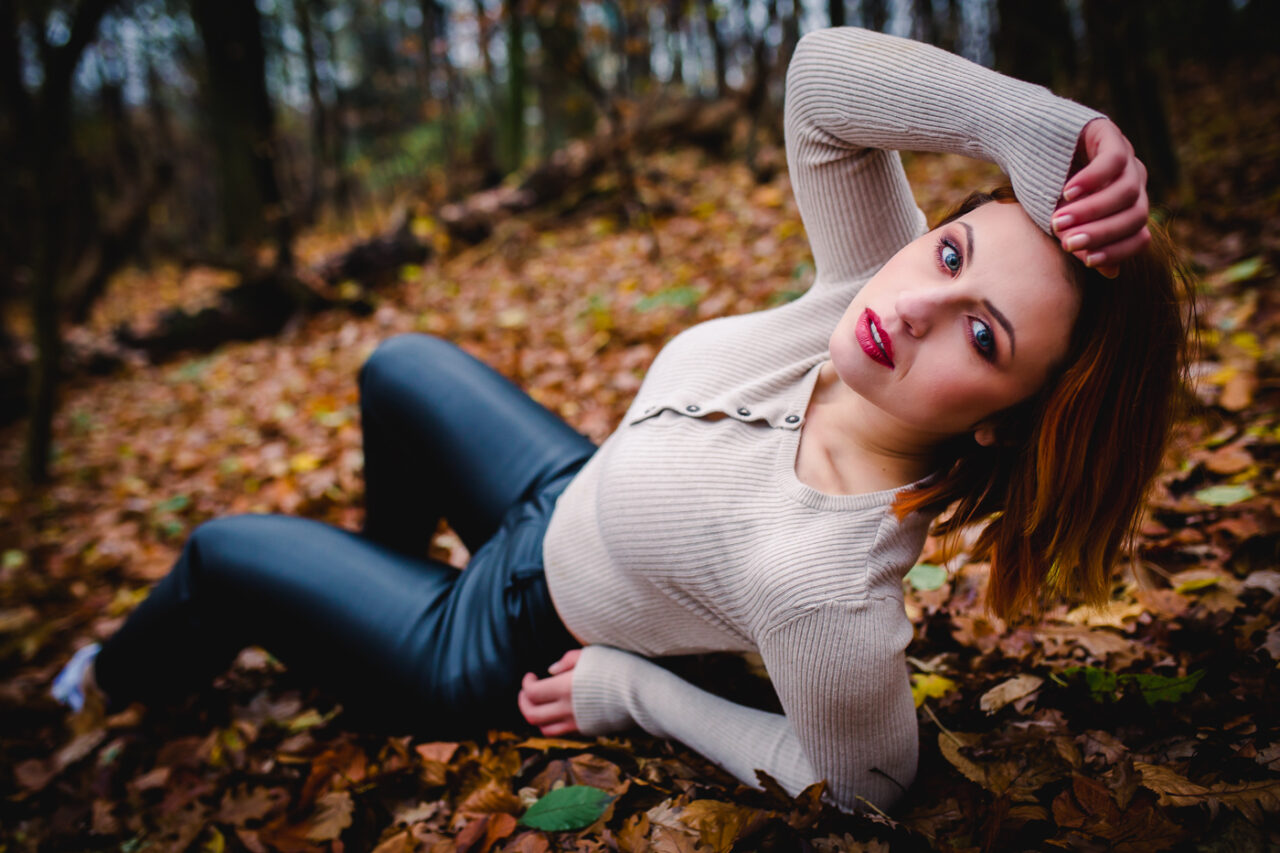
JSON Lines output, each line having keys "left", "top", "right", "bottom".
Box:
{"left": 1, "top": 0, "right": 1278, "bottom": 850}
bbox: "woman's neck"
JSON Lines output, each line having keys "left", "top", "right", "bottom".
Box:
{"left": 796, "top": 362, "right": 946, "bottom": 495}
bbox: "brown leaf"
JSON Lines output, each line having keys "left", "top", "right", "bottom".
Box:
{"left": 978, "top": 674, "right": 1044, "bottom": 714}
{"left": 13, "top": 758, "right": 56, "bottom": 792}
{"left": 1137, "top": 762, "right": 1280, "bottom": 824}
{"left": 616, "top": 812, "right": 652, "bottom": 853}
{"left": 91, "top": 798, "right": 120, "bottom": 835}
{"left": 416, "top": 741, "right": 462, "bottom": 763}
{"left": 458, "top": 779, "right": 523, "bottom": 816}
{"left": 1218, "top": 370, "right": 1256, "bottom": 411}
{"left": 678, "top": 800, "right": 768, "bottom": 853}
{"left": 516, "top": 736, "right": 592, "bottom": 751}
{"left": 305, "top": 790, "right": 354, "bottom": 841}
{"left": 503, "top": 830, "right": 552, "bottom": 852}
{"left": 371, "top": 829, "right": 416, "bottom": 853}
{"left": 568, "top": 754, "right": 626, "bottom": 794}
{"left": 457, "top": 812, "right": 519, "bottom": 853}
{"left": 217, "top": 785, "right": 288, "bottom": 826}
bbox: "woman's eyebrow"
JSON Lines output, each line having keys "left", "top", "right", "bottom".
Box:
{"left": 983, "top": 299, "right": 1016, "bottom": 357}
{"left": 962, "top": 222, "right": 975, "bottom": 264}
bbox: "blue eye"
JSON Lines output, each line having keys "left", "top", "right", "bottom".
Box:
{"left": 939, "top": 240, "right": 961, "bottom": 273}
{"left": 970, "top": 319, "right": 995, "bottom": 357}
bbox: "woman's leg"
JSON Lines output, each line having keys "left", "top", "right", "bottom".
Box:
{"left": 93, "top": 512, "right": 577, "bottom": 735}
{"left": 91, "top": 334, "right": 591, "bottom": 730}
{"left": 358, "top": 333, "right": 595, "bottom": 555}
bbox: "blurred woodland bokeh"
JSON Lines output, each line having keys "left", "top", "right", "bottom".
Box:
{"left": 3, "top": 2, "right": 1280, "bottom": 850}
{"left": 2, "top": 0, "right": 1277, "bottom": 481}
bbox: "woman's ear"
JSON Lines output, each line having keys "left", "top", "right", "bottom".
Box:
{"left": 973, "top": 423, "right": 997, "bottom": 447}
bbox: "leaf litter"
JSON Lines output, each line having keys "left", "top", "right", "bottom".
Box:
{"left": 3, "top": 68, "right": 1280, "bottom": 850}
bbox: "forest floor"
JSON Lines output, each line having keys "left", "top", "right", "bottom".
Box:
{"left": 1, "top": 61, "right": 1278, "bottom": 852}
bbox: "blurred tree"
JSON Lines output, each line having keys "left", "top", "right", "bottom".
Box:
{"left": 700, "top": 0, "right": 727, "bottom": 96}
{"left": 419, "top": 0, "right": 459, "bottom": 186}
{"left": 189, "top": 0, "right": 293, "bottom": 266}
{"left": 993, "top": 0, "right": 1075, "bottom": 92}
{"left": 667, "top": 0, "right": 686, "bottom": 86}
{"left": 502, "top": 0, "right": 526, "bottom": 170}
{"left": 860, "top": 0, "right": 887, "bottom": 32}
{"left": 1081, "top": 0, "right": 1179, "bottom": 203}
{"left": 1, "top": 0, "right": 117, "bottom": 480}
{"left": 294, "top": 0, "right": 334, "bottom": 221}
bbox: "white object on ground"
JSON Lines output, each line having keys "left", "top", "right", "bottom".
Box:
{"left": 50, "top": 642, "right": 101, "bottom": 712}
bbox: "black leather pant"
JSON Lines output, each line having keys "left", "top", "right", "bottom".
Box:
{"left": 94, "top": 334, "right": 594, "bottom": 735}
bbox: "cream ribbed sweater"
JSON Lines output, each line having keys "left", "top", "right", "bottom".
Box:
{"left": 542, "top": 26, "right": 1102, "bottom": 812}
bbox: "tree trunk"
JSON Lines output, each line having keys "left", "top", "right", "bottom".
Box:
{"left": 294, "top": 0, "right": 329, "bottom": 220}
{"left": 861, "top": 0, "right": 888, "bottom": 32}
{"left": 700, "top": 0, "right": 727, "bottom": 97}
{"left": 829, "top": 0, "right": 845, "bottom": 28}
{"left": 190, "top": 0, "right": 293, "bottom": 266}
{"left": 18, "top": 0, "right": 116, "bottom": 483}
{"left": 1081, "top": 0, "right": 1179, "bottom": 203}
{"left": 994, "top": 0, "right": 1075, "bottom": 90}
{"left": 667, "top": 0, "right": 685, "bottom": 87}
{"left": 502, "top": 0, "right": 526, "bottom": 172}
{"left": 912, "top": 0, "right": 937, "bottom": 43}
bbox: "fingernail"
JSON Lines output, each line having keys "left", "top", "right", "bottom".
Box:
{"left": 1063, "top": 185, "right": 1082, "bottom": 202}
{"left": 1085, "top": 252, "right": 1106, "bottom": 267}
{"left": 1052, "top": 214, "right": 1073, "bottom": 232}
{"left": 1065, "top": 233, "right": 1089, "bottom": 251}
{"left": 1099, "top": 267, "right": 1119, "bottom": 279}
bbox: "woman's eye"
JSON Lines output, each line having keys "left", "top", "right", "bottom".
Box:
{"left": 970, "top": 319, "right": 995, "bottom": 356}
{"left": 940, "top": 240, "right": 961, "bottom": 273}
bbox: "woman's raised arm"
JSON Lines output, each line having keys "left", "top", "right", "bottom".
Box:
{"left": 785, "top": 27, "right": 1104, "bottom": 286}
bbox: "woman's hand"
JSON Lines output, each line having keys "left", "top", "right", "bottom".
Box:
{"left": 517, "top": 649, "right": 582, "bottom": 737}
{"left": 1052, "top": 118, "right": 1151, "bottom": 278}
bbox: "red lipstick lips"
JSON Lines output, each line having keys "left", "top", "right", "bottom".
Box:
{"left": 856, "top": 308, "right": 895, "bottom": 368}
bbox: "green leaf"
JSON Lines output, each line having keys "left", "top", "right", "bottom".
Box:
{"left": 1131, "top": 670, "right": 1205, "bottom": 707}
{"left": 2, "top": 549, "right": 26, "bottom": 570}
{"left": 154, "top": 494, "right": 191, "bottom": 513}
{"left": 1060, "top": 666, "right": 1204, "bottom": 707}
{"left": 635, "top": 286, "right": 701, "bottom": 312}
{"left": 768, "top": 288, "right": 806, "bottom": 305}
{"left": 905, "top": 563, "right": 947, "bottom": 591}
{"left": 1194, "top": 484, "right": 1255, "bottom": 506}
{"left": 1220, "top": 256, "right": 1265, "bottom": 284}
{"left": 519, "top": 785, "right": 613, "bottom": 831}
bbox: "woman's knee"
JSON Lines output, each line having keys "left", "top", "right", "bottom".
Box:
{"left": 181, "top": 515, "right": 289, "bottom": 589}
{"left": 359, "top": 334, "right": 455, "bottom": 405}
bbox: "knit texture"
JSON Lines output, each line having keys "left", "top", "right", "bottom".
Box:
{"left": 542, "top": 26, "right": 1102, "bottom": 812}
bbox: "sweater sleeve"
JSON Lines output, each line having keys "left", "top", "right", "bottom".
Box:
{"left": 571, "top": 598, "right": 917, "bottom": 813}
{"left": 785, "top": 26, "right": 1104, "bottom": 287}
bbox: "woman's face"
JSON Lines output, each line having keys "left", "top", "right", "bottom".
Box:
{"left": 830, "top": 201, "right": 1081, "bottom": 443}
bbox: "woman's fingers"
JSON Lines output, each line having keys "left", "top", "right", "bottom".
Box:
{"left": 1054, "top": 117, "right": 1151, "bottom": 269}
{"left": 518, "top": 669, "right": 579, "bottom": 733}
{"left": 1058, "top": 199, "right": 1148, "bottom": 257}
{"left": 548, "top": 648, "right": 582, "bottom": 675}
{"left": 1062, "top": 119, "right": 1133, "bottom": 202}
{"left": 1074, "top": 225, "right": 1152, "bottom": 271}
{"left": 1055, "top": 167, "right": 1144, "bottom": 232}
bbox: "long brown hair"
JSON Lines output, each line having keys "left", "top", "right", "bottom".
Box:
{"left": 893, "top": 186, "right": 1195, "bottom": 621}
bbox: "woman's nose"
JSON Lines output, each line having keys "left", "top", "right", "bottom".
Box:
{"left": 895, "top": 287, "right": 951, "bottom": 337}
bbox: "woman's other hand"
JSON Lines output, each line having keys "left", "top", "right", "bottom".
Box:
{"left": 518, "top": 649, "right": 582, "bottom": 736}
{"left": 1052, "top": 118, "right": 1151, "bottom": 278}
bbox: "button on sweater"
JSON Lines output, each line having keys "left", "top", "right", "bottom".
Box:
{"left": 542, "top": 26, "right": 1102, "bottom": 812}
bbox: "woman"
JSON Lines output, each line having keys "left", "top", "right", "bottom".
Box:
{"left": 54, "top": 27, "right": 1190, "bottom": 813}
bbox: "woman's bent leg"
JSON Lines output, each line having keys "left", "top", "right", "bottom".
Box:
{"left": 359, "top": 334, "right": 595, "bottom": 555}
{"left": 93, "top": 513, "right": 576, "bottom": 734}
